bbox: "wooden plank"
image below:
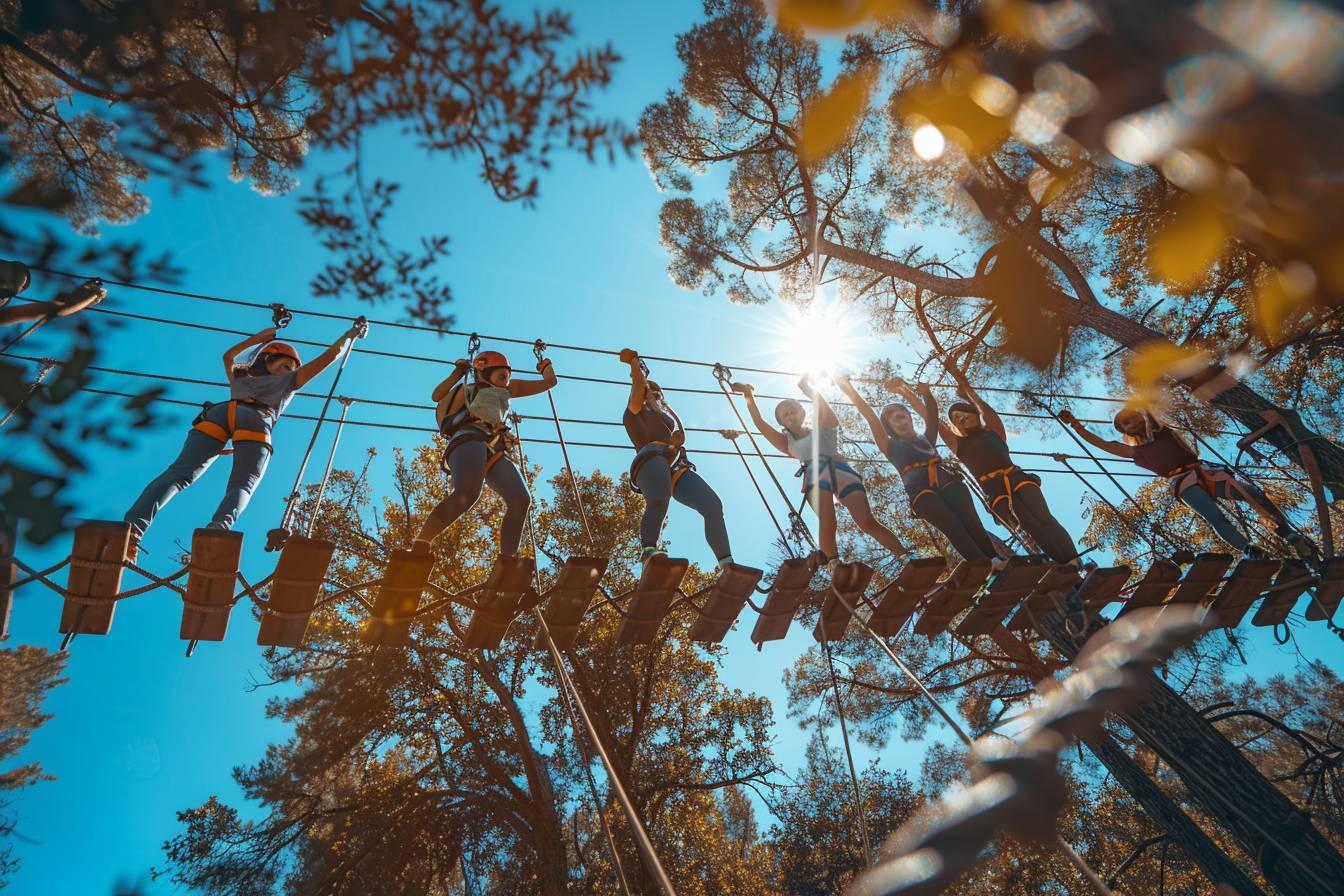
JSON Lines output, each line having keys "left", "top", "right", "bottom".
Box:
{"left": 60, "top": 521, "right": 132, "bottom": 636}
{"left": 688, "top": 563, "right": 765, "bottom": 643}
{"left": 813, "top": 562, "right": 876, "bottom": 643}
{"left": 867, "top": 557, "right": 947, "bottom": 637}
{"left": 1, "top": 525, "right": 14, "bottom": 641}
{"left": 258, "top": 536, "right": 335, "bottom": 648}
{"left": 1206, "top": 559, "right": 1281, "bottom": 628}
{"left": 1165, "top": 553, "right": 1234, "bottom": 606}
{"left": 750, "top": 558, "right": 814, "bottom": 645}
{"left": 913, "top": 559, "right": 993, "bottom": 636}
{"left": 1304, "top": 557, "right": 1344, "bottom": 622}
{"left": 615, "top": 555, "right": 689, "bottom": 645}
{"left": 462, "top": 556, "right": 538, "bottom": 650}
{"left": 955, "top": 557, "right": 1052, "bottom": 636}
{"left": 181, "top": 529, "right": 243, "bottom": 644}
{"left": 1075, "top": 566, "right": 1133, "bottom": 614}
{"left": 1116, "top": 559, "right": 1183, "bottom": 617}
{"left": 1005, "top": 565, "right": 1088, "bottom": 633}
{"left": 361, "top": 548, "right": 434, "bottom": 645}
{"left": 1251, "top": 560, "right": 1314, "bottom": 628}
{"left": 537, "top": 557, "right": 608, "bottom": 650}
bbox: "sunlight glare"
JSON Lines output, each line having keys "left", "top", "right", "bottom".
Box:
{"left": 772, "top": 293, "right": 866, "bottom": 381}
{"left": 912, "top": 123, "right": 946, "bottom": 160}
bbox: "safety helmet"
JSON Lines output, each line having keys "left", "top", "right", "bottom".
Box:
{"left": 0, "top": 259, "right": 30, "bottom": 300}
{"left": 947, "top": 401, "right": 979, "bottom": 420}
{"left": 774, "top": 399, "right": 804, "bottom": 426}
{"left": 473, "top": 351, "right": 511, "bottom": 376}
{"left": 262, "top": 342, "right": 302, "bottom": 366}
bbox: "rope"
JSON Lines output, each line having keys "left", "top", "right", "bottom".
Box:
{"left": 306, "top": 397, "right": 355, "bottom": 538}
{"left": 0, "top": 357, "right": 56, "bottom": 429}
{"left": 720, "top": 431, "right": 793, "bottom": 553}
{"left": 534, "top": 341, "right": 598, "bottom": 552}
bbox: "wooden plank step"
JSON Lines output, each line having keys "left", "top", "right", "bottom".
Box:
{"left": 1006, "top": 565, "right": 1088, "bottom": 633}
{"left": 1076, "top": 566, "right": 1133, "bottom": 614}
{"left": 867, "top": 557, "right": 947, "bottom": 637}
{"left": 615, "top": 555, "right": 689, "bottom": 645}
{"left": 361, "top": 547, "right": 434, "bottom": 645}
{"left": 1251, "top": 561, "right": 1314, "bottom": 627}
{"left": 181, "top": 528, "right": 242, "bottom": 646}
{"left": 536, "top": 557, "right": 607, "bottom": 651}
{"left": 462, "top": 556, "right": 538, "bottom": 649}
{"left": 913, "top": 559, "right": 994, "bottom": 637}
{"left": 750, "top": 558, "right": 814, "bottom": 645}
{"left": 1207, "top": 559, "right": 1281, "bottom": 628}
{"left": 60, "top": 521, "right": 132, "bottom": 637}
{"left": 1165, "top": 553, "right": 1234, "bottom": 606}
{"left": 688, "top": 563, "right": 764, "bottom": 643}
{"left": 1305, "top": 557, "right": 1344, "bottom": 622}
{"left": 814, "top": 563, "right": 876, "bottom": 643}
{"left": 258, "top": 536, "right": 335, "bottom": 648}
{"left": 1116, "top": 559, "right": 1183, "bottom": 616}
{"left": 1, "top": 525, "right": 14, "bottom": 641}
{"left": 955, "top": 557, "right": 1052, "bottom": 636}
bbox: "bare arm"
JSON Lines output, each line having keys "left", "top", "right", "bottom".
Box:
{"left": 622, "top": 349, "right": 646, "bottom": 414}
{"left": 432, "top": 360, "right": 470, "bottom": 402}
{"left": 887, "top": 378, "right": 952, "bottom": 444}
{"left": 836, "top": 376, "right": 890, "bottom": 456}
{"left": 948, "top": 369, "right": 1006, "bottom": 440}
{"left": 509, "top": 358, "right": 559, "bottom": 398}
{"left": 1059, "top": 410, "right": 1135, "bottom": 458}
{"left": 734, "top": 384, "right": 790, "bottom": 454}
{"left": 222, "top": 327, "right": 276, "bottom": 379}
{"left": 798, "top": 374, "right": 839, "bottom": 428}
{"left": 294, "top": 322, "right": 363, "bottom": 388}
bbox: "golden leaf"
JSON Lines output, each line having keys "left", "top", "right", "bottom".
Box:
{"left": 897, "top": 75, "right": 1012, "bottom": 157}
{"left": 1255, "top": 263, "right": 1316, "bottom": 343}
{"left": 777, "top": 0, "right": 914, "bottom": 32}
{"left": 1146, "top": 192, "right": 1230, "bottom": 288}
{"left": 799, "top": 67, "right": 878, "bottom": 166}
{"left": 1124, "top": 340, "right": 1213, "bottom": 400}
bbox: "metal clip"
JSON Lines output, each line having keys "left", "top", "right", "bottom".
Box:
{"left": 270, "top": 303, "right": 293, "bottom": 329}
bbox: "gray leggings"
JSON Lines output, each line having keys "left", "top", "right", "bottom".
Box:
{"left": 1177, "top": 479, "right": 1292, "bottom": 553}
{"left": 911, "top": 480, "right": 997, "bottom": 562}
{"left": 125, "top": 429, "right": 270, "bottom": 536}
{"left": 993, "top": 485, "right": 1080, "bottom": 564}
{"left": 636, "top": 457, "right": 731, "bottom": 561}
{"left": 425, "top": 440, "right": 530, "bottom": 555}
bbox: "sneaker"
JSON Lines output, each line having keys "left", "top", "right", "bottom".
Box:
{"left": 1285, "top": 533, "right": 1319, "bottom": 561}
{"left": 716, "top": 556, "right": 736, "bottom": 575}
{"left": 640, "top": 546, "right": 667, "bottom": 571}
{"left": 1243, "top": 544, "right": 1269, "bottom": 560}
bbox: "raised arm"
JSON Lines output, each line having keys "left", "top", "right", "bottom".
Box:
{"left": 1059, "top": 410, "right": 1135, "bottom": 458}
{"left": 732, "top": 383, "right": 790, "bottom": 454}
{"left": 509, "top": 357, "right": 558, "bottom": 398}
{"left": 621, "top": 348, "right": 646, "bottom": 414}
{"left": 798, "top": 374, "right": 839, "bottom": 428}
{"left": 222, "top": 326, "right": 277, "bottom": 379}
{"left": 294, "top": 320, "right": 364, "bottom": 388}
{"left": 835, "top": 375, "right": 890, "bottom": 456}
{"left": 947, "top": 368, "right": 1006, "bottom": 440}
{"left": 432, "top": 359, "right": 470, "bottom": 402}
{"left": 913, "top": 383, "right": 940, "bottom": 445}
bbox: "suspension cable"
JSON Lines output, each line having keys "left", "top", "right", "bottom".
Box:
{"left": 533, "top": 340, "right": 598, "bottom": 552}
{"left": 720, "top": 431, "right": 794, "bottom": 554}
{"left": 306, "top": 398, "right": 354, "bottom": 538}
{"left": 819, "top": 623, "right": 874, "bottom": 866}
{"left": 0, "top": 357, "right": 56, "bottom": 429}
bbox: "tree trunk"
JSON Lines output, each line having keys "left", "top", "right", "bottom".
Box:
{"left": 1036, "top": 608, "right": 1344, "bottom": 896}
{"left": 1085, "top": 730, "right": 1267, "bottom": 895}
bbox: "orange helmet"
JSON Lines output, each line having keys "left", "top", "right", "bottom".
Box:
{"left": 473, "top": 351, "right": 511, "bottom": 375}
{"left": 262, "top": 342, "right": 302, "bottom": 365}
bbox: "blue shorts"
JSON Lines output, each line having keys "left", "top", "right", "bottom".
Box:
{"left": 802, "top": 459, "right": 865, "bottom": 500}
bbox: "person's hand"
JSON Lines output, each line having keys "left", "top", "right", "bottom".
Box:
{"left": 1057, "top": 409, "right": 1078, "bottom": 426}
{"left": 345, "top": 316, "right": 369, "bottom": 340}
{"left": 670, "top": 430, "right": 686, "bottom": 449}
{"left": 619, "top": 348, "right": 638, "bottom": 365}
{"left": 885, "top": 376, "right": 909, "bottom": 393}
{"left": 454, "top": 358, "right": 470, "bottom": 371}
{"left": 915, "top": 381, "right": 933, "bottom": 395}
{"left": 537, "top": 357, "right": 555, "bottom": 377}
{"left": 732, "top": 382, "right": 754, "bottom": 396}
{"left": 257, "top": 326, "right": 278, "bottom": 342}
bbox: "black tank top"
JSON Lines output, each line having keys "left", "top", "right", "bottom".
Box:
{"left": 953, "top": 428, "right": 1013, "bottom": 476}
{"left": 624, "top": 404, "right": 678, "bottom": 449}
{"left": 1132, "top": 428, "right": 1199, "bottom": 476}
{"left": 885, "top": 436, "right": 938, "bottom": 471}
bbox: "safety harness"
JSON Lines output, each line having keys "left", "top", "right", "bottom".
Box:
{"left": 439, "top": 382, "right": 513, "bottom": 474}
{"left": 977, "top": 464, "right": 1042, "bottom": 522}
{"left": 629, "top": 440, "right": 694, "bottom": 494}
{"left": 192, "top": 399, "right": 273, "bottom": 448}
{"left": 900, "top": 456, "right": 963, "bottom": 503}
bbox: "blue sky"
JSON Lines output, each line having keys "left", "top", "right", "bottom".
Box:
{"left": 4, "top": 2, "right": 1341, "bottom": 893}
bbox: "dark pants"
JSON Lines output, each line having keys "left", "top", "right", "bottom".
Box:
{"left": 1177, "top": 478, "right": 1294, "bottom": 553}
{"left": 991, "top": 483, "right": 1080, "bottom": 564}
{"left": 911, "top": 480, "right": 997, "bottom": 562}
{"left": 636, "top": 456, "right": 731, "bottom": 561}
{"left": 425, "top": 440, "right": 530, "bottom": 555}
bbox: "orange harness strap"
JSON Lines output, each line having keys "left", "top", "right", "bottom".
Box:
{"left": 192, "top": 400, "right": 272, "bottom": 447}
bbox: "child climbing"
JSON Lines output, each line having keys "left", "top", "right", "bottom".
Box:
{"left": 124, "top": 320, "right": 366, "bottom": 540}
{"left": 1060, "top": 407, "right": 1317, "bottom": 559}
{"left": 734, "top": 375, "right": 909, "bottom": 569}
{"left": 840, "top": 376, "right": 1000, "bottom": 565}
{"left": 621, "top": 349, "right": 734, "bottom": 571}
{"left": 413, "top": 349, "right": 558, "bottom": 557}
{"left": 929, "top": 371, "right": 1082, "bottom": 567}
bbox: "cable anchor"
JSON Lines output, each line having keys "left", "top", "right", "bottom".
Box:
{"left": 269, "top": 303, "right": 293, "bottom": 329}
{"left": 712, "top": 363, "right": 733, "bottom": 386}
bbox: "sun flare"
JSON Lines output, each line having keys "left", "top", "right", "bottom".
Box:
{"left": 770, "top": 293, "right": 866, "bottom": 382}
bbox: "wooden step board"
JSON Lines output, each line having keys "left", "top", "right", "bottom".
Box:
{"left": 462, "top": 556, "right": 538, "bottom": 650}
{"left": 913, "top": 559, "right": 994, "bottom": 637}
{"left": 866, "top": 557, "right": 948, "bottom": 637}
{"left": 1075, "top": 566, "right": 1133, "bottom": 615}
{"left": 1252, "top": 561, "right": 1314, "bottom": 628}
{"left": 954, "top": 557, "right": 1051, "bottom": 636}
{"left": 1116, "top": 559, "right": 1183, "bottom": 617}
{"left": 688, "top": 563, "right": 764, "bottom": 643}
{"left": 181, "top": 529, "right": 243, "bottom": 646}
{"left": 750, "top": 558, "right": 815, "bottom": 645}
{"left": 616, "top": 555, "right": 689, "bottom": 645}
{"left": 1005, "top": 565, "right": 1088, "bottom": 633}
{"left": 988, "top": 626, "right": 1037, "bottom": 665}
{"left": 258, "top": 536, "right": 335, "bottom": 648}
{"left": 1165, "top": 553, "right": 1234, "bottom": 606}
{"left": 536, "top": 557, "right": 608, "bottom": 651}
{"left": 1, "top": 526, "right": 14, "bottom": 641}
{"left": 814, "top": 563, "right": 876, "bottom": 643}
{"left": 1305, "top": 557, "right": 1344, "bottom": 622}
{"left": 361, "top": 548, "right": 434, "bottom": 645}
{"left": 60, "top": 521, "right": 133, "bottom": 637}
{"left": 1207, "top": 559, "right": 1281, "bottom": 628}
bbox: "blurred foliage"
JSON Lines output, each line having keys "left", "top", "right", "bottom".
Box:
{"left": 0, "top": 645, "right": 67, "bottom": 889}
